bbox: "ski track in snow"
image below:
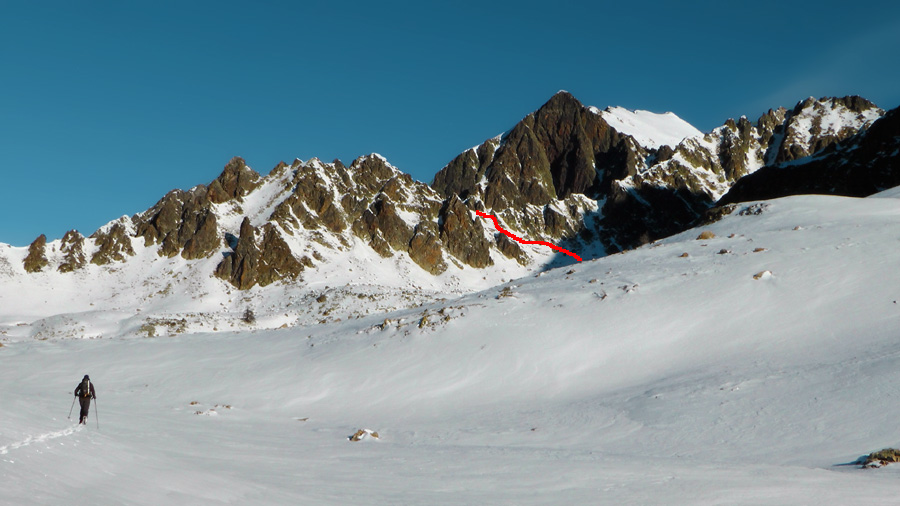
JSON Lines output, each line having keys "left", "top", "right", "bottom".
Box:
{"left": 0, "top": 425, "right": 82, "bottom": 455}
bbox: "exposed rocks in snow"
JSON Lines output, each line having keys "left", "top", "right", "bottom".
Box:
{"left": 215, "top": 218, "right": 310, "bottom": 289}
{"left": 349, "top": 429, "right": 380, "bottom": 441}
{"left": 57, "top": 230, "right": 86, "bottom": 272}
{"left": 861, "top": 448, "right": 900, "bottom": 468}
{"left": 753, "top": 270, "right": 773, "bottom": 280}
{"left": 23, "top": 234, "right": 49, "bottom": 273}
{"left": 90, "top": 222, "right": 135, "bottom": 265}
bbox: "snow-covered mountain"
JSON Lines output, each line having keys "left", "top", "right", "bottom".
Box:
{"left": 1, "top": 92, "right": 896, "bottom": 342}
{"left": 4, "top": 189, "right": 900, "bottom": 504}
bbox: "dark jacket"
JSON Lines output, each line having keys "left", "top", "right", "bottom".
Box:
{"left": 74, "top": 381, "right": 96, "bottom": 400}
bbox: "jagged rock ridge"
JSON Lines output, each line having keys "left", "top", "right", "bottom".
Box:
{"left": 11, "top": 92, "right": 896, "bottom": 290}
{"left": 720, "top": 103, "right": 900, "bottom": 204}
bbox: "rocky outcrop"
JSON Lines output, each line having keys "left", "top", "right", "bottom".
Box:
{"left": 495, "top": 233, "right": 528, "bottom": 265}
{"left": 206, "top": 156, "right": 262, "bottom": 204}
{"left": 215, "top": 218, "right": 258, "bottom": 289}
{"left": 180, "top": 210, "right": 220, "bottom": 260}
{"left": 134, "top": 187, "right": 216, "bottom": 258}
{"left": 58, "top": 230, "right": 86, "bottom": 272}
{"left": 134, "top": 158, "right": 261, "bottom": 260}
{"left": 90, "top": 223, "right": 135, "bottom": 265}
{"left": 215, "top": 218, "right": 310, "bottom": 289}
{"left": 23, "top": 234, "right": 49, "bottom": 273}
{"left": 431, "top": 91, "right": 647, "bottom": 256}
{"left": 433, "top": 91, "right": 638, "bottom": 211}
{"left": 720, "top": 104, "right": 900, "bottom": 205}
{"left": 438, "top": 195, "right": 493, "bottom": 268}
{"left": 353, "top": 197, "right": 414, "bottom": 256}
{"left": 770, "top": 96, "right": 882, "bottom": 164}
{"left": 408, "top": 221, "right": 447, "bottom": 274}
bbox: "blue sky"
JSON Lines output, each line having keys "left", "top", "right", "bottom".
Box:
{"left": 3, "top": 1, "right": 899, "bottom": 246}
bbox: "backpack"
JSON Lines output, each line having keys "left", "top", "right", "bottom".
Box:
{"left": 79, "top": 379, "right": 91, "bottom": 398}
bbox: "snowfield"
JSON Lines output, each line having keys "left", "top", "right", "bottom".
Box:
{"left": 592, "top": 105, "right": 703, "bottom": 150}
{"left": 3, "top": 190, "right": 900, "bottom": 504}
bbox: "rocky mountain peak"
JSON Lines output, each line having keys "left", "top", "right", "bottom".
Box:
{"left": 8, "top": 91, "right": 894, "bottom": 296}
{"left": 207, "top": 156, "right": 262, "bottom": 204}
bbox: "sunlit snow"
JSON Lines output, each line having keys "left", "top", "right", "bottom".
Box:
{"left": 593, "top": 106, "right": 703, "bottom": 150}
{"left": 4, "top": 188, "right": 900, "bottom": 504}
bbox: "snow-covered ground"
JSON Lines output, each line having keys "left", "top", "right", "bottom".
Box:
{"left": 3, "top": 190, "right": 900, "bottom": 504}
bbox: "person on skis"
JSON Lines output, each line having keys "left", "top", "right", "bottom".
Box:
{"left": 74, "top": 375, "right": 96, "bottom": 425}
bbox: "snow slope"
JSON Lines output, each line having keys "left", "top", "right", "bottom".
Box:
{"left": 3, "top": 191, "right": 900, "bottom": 504}
{"left": 593, "top": 106, "right": 703, "bottom": 149}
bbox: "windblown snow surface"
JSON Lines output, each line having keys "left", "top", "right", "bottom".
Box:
{"left": 4, "top": 191, "right": 900, "bottom": 504}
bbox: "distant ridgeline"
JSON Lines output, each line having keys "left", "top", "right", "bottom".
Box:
{"left": 12, "top": 92, "right": 900, "bottom": 288}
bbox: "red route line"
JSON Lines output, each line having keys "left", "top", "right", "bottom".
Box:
{"left": 475, "top": 210, "right": 582, "bottom": 262}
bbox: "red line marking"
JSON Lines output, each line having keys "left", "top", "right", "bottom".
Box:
{"left": 475, "top": 210, "right": 582, "bottom": 262}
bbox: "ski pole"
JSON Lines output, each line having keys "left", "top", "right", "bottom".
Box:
{"left": 68, "top": 396, "right": 76, "bottom": 420}
{"left": 94, "top": 398, "right": 99, "bottom": 430}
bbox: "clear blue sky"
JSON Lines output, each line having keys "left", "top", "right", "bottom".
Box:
{"left": 3, "top": 0, "right": 899, "bottom": 246}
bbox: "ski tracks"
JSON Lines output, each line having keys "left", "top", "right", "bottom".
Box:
{"left": 0, "top": 424, "right": 83, "bottom": 455}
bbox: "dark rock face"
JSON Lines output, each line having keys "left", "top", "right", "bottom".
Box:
{"left": 433, "top": 91, "right": 637, "bottom": 211}
{"left": 408, "top": 221, "right": 447, "bottom": 274}
{"left": 353, "top": 197, "right": 414, "bottom": 256}
{"left": 495, "top": 233, "right": 528, "bottom": 265}
{"left": 180, "top": 210, "right": 219, "bottom": 260}
{"left": 23, "top": 234, "right": 49, "bottom": 273}
{"left": 438, "top": 195, "right": 493, "bottom": 268}
{"left": 58, "top": 230, "right": 86, "bottom": 273}
{"left": 720, "top": 104, "right": 900, "bottom": 204}
{"left": 432, "top": 91, "right": 646, "bottom": 254}
{"left": 135, "top": 187, "right": 217, "bottom": 258}
{"left": 215, "top": 218, "right": 309, "bottom": 289}
{"left": 215, "top": 218, "right": 259, "bottom": 289}
{"left": 90, "top": 223, "right": 135, "bottom": 265}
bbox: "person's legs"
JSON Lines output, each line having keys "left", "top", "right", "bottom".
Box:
{"left": 79, "top": 398, "right": 91, "bottom": 424}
